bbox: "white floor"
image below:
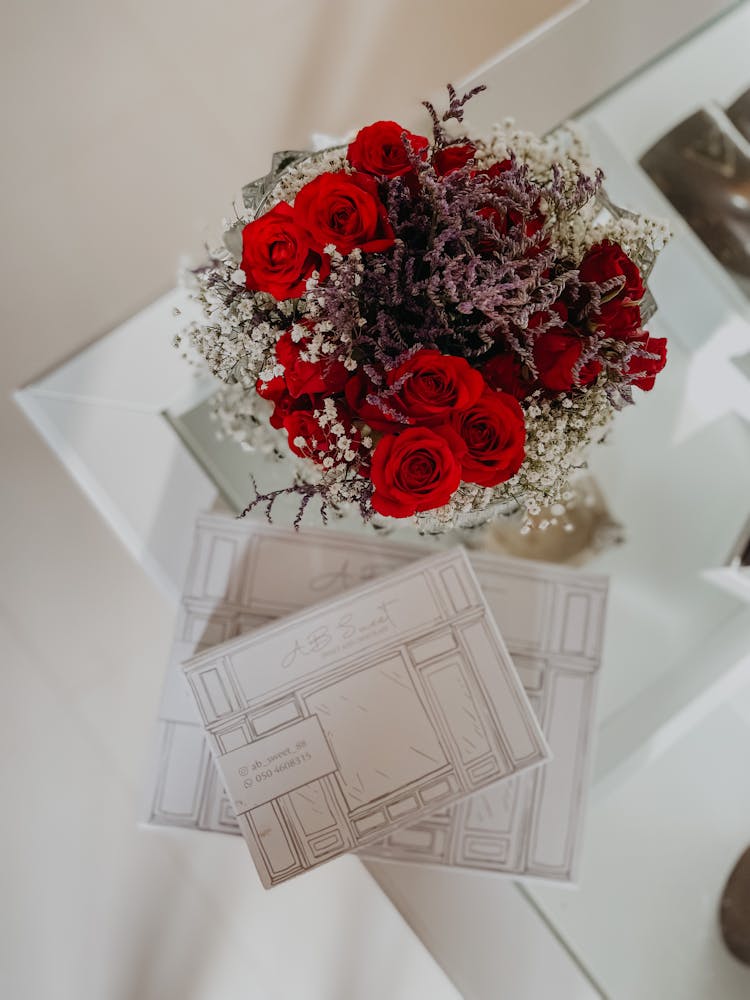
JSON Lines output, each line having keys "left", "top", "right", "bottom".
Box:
{"left": 0, "top": 4, "right": 596, "bottom": 999}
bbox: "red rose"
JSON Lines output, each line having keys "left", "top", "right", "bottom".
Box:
{"left": 387, "top": 349, "right": 485, "bottom": 425}
{"left": 476, "top": 202, "right": 503, "bottom": 247}
{"left": 347, "top": 121, "right": 429, "bottom": 177}
{"left": 480, "top": 353, "right": 535, "bottom": 399}
{"left": 433, "top": 143, "right": 476, "bottom": 176}
{"left": 483, "top": 159, "right": 514, "bottom": 177}
{"left": 283, "top": 407, "right": 359, "bottom": 464}
{"left": 627, "top": 335, "right": 667, "bottom": 390}
{"left": 269, "top": 389, "right": 317, "bottom": 430}
{"left": 344, "top": 369, "right": 406, "bottom": 432}
{"left": 240, "top": 202, "right": 329, "bottom": 300}
{"left": 579, "top": 240, "right": 644, "bottom": 303}
{"left": 282, "top": 410, "right": 330, "bottom": 461}
{"left": 275, "top": 330, "right": 348, "bottom": 398}
{"left": 528, "top": 300, "right": 569, "bottom": 330}
{"left": 475, "top": 161, "right": 546, "bottom": 252}
{"left": 369, "top": 426, "right": 465, "bottom": 518}
{"left": 450, "top": 389, "right": 526, "bottom": 487}
{"left": 534, "top": 331, "right": 601, "bottom": 392}
{"left": 255, "top": 375, "right": 286, "bottom": 403}
{"left": 596, "top": 300, "right": 642, "bottom": 339}
{"left": 294, "top": 172, "right": 395, "bottom": 254}
{"left": 478, "top": 203, "right": 546, "bottom": 253}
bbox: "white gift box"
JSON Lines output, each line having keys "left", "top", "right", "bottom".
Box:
{"left": 144, "top": 513, "right": 607, "bottom": 885}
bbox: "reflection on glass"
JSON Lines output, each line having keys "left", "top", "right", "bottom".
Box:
{"left": 305, "top": 655, "right": 447, "bottom": 810}
{"left": 640, "top": 97, "right": 750, "bottom": 294}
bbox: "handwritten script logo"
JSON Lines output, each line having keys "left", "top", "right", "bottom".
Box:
{"left": 280, "top": 600, "right": 399, "bottom": 669}
{"left": 309, "top": 559, "right": 395, "bottom": 594}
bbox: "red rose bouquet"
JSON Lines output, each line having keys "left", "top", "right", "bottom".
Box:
{"left": 182, "top": 87, "right": 669, "bottom": 531}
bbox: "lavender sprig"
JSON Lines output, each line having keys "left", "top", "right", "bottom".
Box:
{"left": 423, "top": 84, "right": 487, "bottom": 147}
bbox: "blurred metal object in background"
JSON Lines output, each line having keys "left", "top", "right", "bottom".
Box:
{"left": 720, "top": 845, "right": 750, "bottom": 966}
{"left": 727, "top": 86, "right": 750, "bottom": 142}
{"left": 640, "top": 95, "right": 750, "bottom": 285}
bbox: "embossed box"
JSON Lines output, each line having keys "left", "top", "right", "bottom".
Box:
{"left": 181, "top": 546, "right": 549, "bottom": 888}
{"left": 145, "top": 513, "right": 606, "bottom": 884}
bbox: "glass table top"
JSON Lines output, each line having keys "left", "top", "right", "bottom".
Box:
{"left": 164, "top": 5, "right": 750, "bottom": 995}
